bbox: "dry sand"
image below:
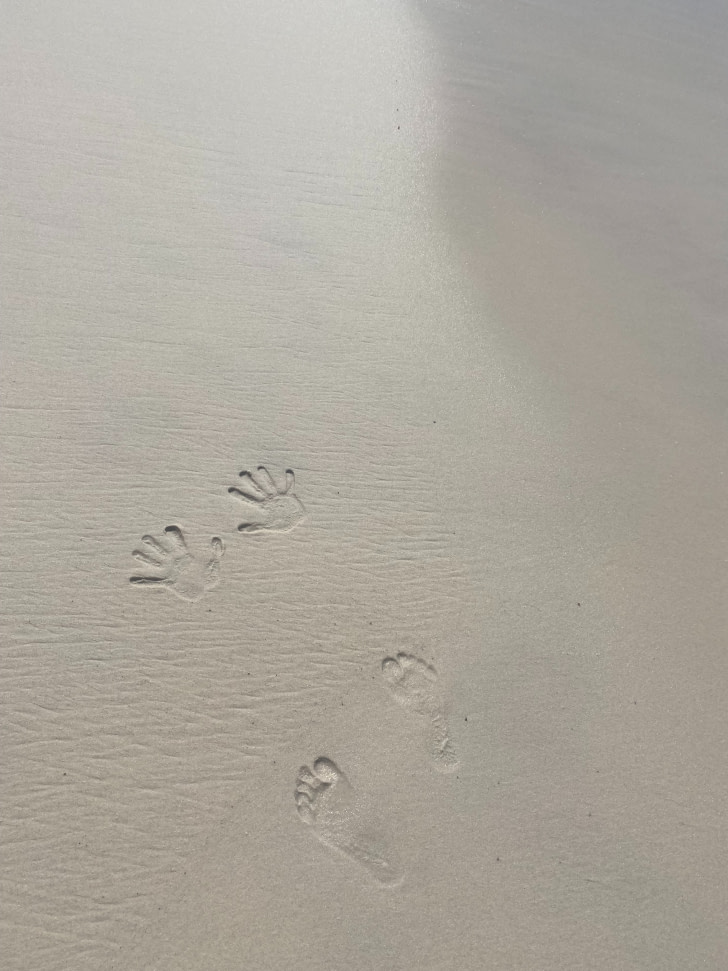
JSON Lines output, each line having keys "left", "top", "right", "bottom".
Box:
{"left": 2, "top": 1, "right": 726, "bottom": 969}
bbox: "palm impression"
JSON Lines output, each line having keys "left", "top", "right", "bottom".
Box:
{"left": 228, "top": 466, "right": 306, "bottom": 534}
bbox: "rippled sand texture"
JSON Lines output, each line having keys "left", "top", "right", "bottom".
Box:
{"left": 2, "top": 0, "right": 727, "bottom": 969}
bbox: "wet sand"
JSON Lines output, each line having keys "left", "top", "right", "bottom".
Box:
{"left": 2, "top": 1, "right": 726, "bottom": 969}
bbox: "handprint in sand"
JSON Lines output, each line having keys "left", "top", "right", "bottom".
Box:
{"left": 130, "top": 526, "right": 224, "bottom": 602}
{"left": 228, "top": 466, "right": 305, "bottom": 534}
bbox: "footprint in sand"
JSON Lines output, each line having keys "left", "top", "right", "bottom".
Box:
{"left": 381, "top": 653, "right": 459, "bottom": 772}
{"left": 294, "top": 758, "right": 402, "bottom": 886}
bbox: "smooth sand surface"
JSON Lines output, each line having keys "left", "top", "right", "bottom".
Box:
{"left": 2, "top": 1, "right": 726, "bottom": 969}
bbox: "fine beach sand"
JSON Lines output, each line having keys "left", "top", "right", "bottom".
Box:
{"left": 2, "top": 1, "right": 727, "bottom": 969}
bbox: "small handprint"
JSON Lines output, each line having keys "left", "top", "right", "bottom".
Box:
{"left": 130, "top": 526, "right": 224, "bottom": 602}
{"left": 228, "top": 466, "right": 306, "bottom": 534}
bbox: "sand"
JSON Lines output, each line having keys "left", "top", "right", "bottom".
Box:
{"left": 2, "top": 0, "right": 726, "bottom": 969}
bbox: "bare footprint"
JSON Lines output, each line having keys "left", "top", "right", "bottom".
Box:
{"left": 130, "top": 526, "right": 224, "bottom": 602}
{"left": 381, "top": 653, "right": 459, "bottom": 772}
{"left": 295, "top": 758, "right": 402, "bottom": 886}
{"left": 228, "top": 466, "right": 306, "bottom": 534}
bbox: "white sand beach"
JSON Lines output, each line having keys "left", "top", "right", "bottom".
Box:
{"left": 2, "top": 1, "right": 726, "bottom": 969}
